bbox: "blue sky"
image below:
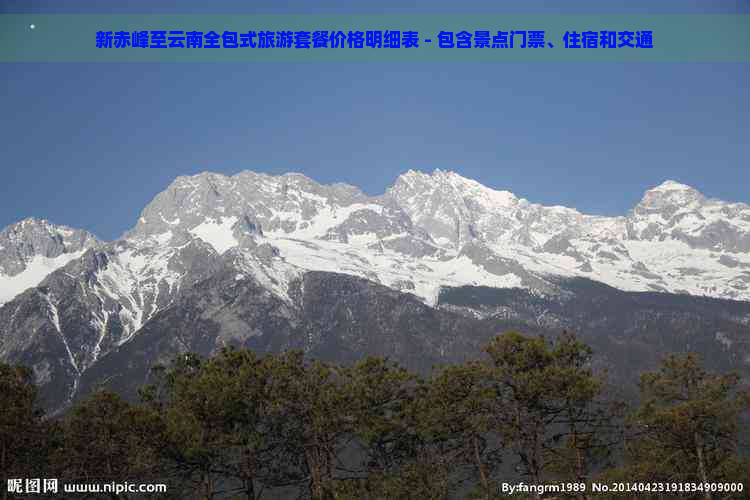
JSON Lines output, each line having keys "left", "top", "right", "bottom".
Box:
{"left": 2, "top": 1, "right": 749, "bottom": 240}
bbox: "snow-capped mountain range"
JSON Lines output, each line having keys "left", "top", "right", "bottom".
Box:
{"left": 4, "top": 169, "right": 750, "bottom": 315}
{"left": 3, "top": 168, "right": 750, "bottom": 410}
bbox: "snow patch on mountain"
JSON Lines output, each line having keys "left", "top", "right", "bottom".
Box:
{"left": 43, "top": 291, "right": 81, "bottom": 402}
{"left": 189, "top": 217, "right": 239, "bottom": 254}
{"left": 271, "top": 235, "right": 530, "bottom": 306}
{"left": 229, "top": 248, "right": 301, "bottom": 304}
{"left": 96, "top": 239, "right": 190, "bottom": 342}
{"left": 0, "top": 251, "right": 86, "bottom": 305}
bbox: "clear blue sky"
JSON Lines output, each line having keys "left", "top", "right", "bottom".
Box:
{"left": 2, "top": 0, "right": 749, "bottom": 240}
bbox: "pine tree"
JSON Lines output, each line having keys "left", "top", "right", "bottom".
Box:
{"left": 620, "top": 353, "right": 750, "bottom": 500}
{"left": 0, "top": 364, "right": 52, "bottom": 500}
{"left": 332, "top": 357, "right": 427, "bottom": 499}
{"left": 545, "top": 331, "right": 625, "bottom": 492}
{"left": 57, "top": 389, "right": 163, "bottom": 499}
{"left": 263, "top": 351, "right": 352, "bottom": 500}
{"left": 143, "top": 352, "right": 237, "bottom": 499}
{"left": 483, "top": 331, "right": 622, "bottom": 495}
{"left": 416, "top": 361, "right": 500, "bottom": 499}
{"left": 342, "top": 357, "right": 421, "bottom": 476}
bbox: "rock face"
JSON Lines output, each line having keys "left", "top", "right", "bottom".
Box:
{"left": 76, "top": 271, "right": 513, "bottom": 404}
{"left": 73, "top": 273, "right": 750, "bottom": 410}
{"left": 2, "top": 169, "right": 750, "bottom": 412}
{"left": 438, "top": 279, "right": 750, "bottom": 391}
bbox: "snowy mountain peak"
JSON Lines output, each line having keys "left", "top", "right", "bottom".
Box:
{"left": 627, "top": 179, "right": 750, "bottom": 255}
{"left": 15, "top": 216, "right": 50, "bottom": 228}
{"left": 0, "top": 218, "right": 99, "bottom": 265}
{"left": 637, "top": 180, "right": 705, "bottom": 210}
{"left": 650, "top": 179, "right": 698, "bottom": 193}
{"left": 395, "top": 169, "right": 523, "bottom": 205}
{"left": 389, "top": 169, "right": 581, "bottom": 251}
{"left": 0, "top": 218, "right": 100, "bottom": 304}
{"left": 5, "top": 216, "right": 76, "bottom": 236}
